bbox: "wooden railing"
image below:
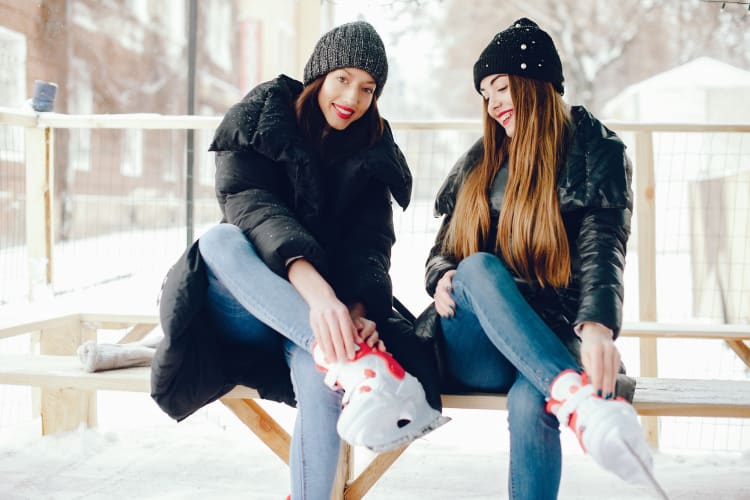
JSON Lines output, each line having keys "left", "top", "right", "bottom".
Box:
{"left": 2, "top": 108, "right": 749, "bottom": 447}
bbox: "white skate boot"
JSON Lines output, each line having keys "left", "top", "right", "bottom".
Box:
{"left": 546, "top": 370, "right": 668, "bottom": 498}
{"left": 313, "top": 342, "right": 450, "bottom": 453}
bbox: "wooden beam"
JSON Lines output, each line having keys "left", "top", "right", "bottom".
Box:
{"left": 24, "top": 126, "right": 55, "bottom": 301}
{"left": 634, "top": 129, "right": 660, "bottom": 448}
{"left": 39, "top": 316, "right": 96, "bottom": 434}
{"left": 221, "top": 397, "right": 291, "bottom": 465}
{"left": 331, "top": 442, "right": 353, "bottom": 500}
{"left": 621, "top": 322, "right": 750, "bottom": 340}
{"left": 117, "top": 323, "right": 157, "bottom": 344}
{"left": 345, "top": 446, "right": 407, "bottom": 500}
{"left": 725, "top": 340, "right": 750, "bottom": 370}
{"left": 0, "top": 313, "right": 81, "bottom": 339}
{"left": 296, "top": 0, "right": 321, "bottom": 80}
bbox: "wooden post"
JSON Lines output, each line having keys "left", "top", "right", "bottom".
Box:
{"left": 634, "top": 130, "right": 659, "bottom": 448}
{"left": 331, "top": 442, "right": 353, "bottom": 500}
{"left": 39, "top": 316, "right": 97, "bottom": 434}
{"left": 296, "top": 0, "right": 322, "bottom": 79}
{"left": 344, "top": 447, "right": 408, "bottom": 500}
{"left": 24, "top": 125, "right": 55, "bottom": 301}
{"left": 26, "top": 123, "right": 60, "bottom": 428}
{"left": 220, "top": 398, "right": 291, "bottom": 465}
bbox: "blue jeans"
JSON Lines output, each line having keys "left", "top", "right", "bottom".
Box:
{"left": 198, "top": 223, "right": 341, "bottom": 500}
{"left": 440, "top": 252, "right": 582, "bottom": 500}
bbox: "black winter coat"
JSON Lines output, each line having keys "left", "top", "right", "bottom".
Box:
{"left": 417, "top": 106, "right": 636, "bottom": 400}
{"left": 151, "top": 75, "right": 442, "bottom": 421}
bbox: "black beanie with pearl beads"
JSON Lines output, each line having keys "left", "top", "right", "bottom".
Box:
{"left": 473, "top": 18, "right": 564, "bottom": 95}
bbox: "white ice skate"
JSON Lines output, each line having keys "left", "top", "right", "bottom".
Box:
{"left": 547, "top": 370, "right": 669, "bottom": 499}
{"left": 313, "top": 342, "right": 450, "bottom": 453}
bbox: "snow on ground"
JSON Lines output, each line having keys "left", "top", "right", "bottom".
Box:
{"left": 1, "top": 390, "right": 750, "bottom": 500}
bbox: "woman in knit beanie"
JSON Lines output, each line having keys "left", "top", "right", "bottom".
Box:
{"left": 153, "top": 21, "right": 446, "bottom": 499}
{"left": 418, "top": 18, "right": 659, "bottom": 498}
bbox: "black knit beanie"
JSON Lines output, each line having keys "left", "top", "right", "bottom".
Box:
{"left": 303, "top": 21, "right": 388, "bottom": 98}
{"left": 473, "top": 18, "right": 564, "bottom": 95}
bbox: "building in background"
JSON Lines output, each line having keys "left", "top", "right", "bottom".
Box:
{"left": 0, "top": 0, "right": 320, "bottom": 243}
{"left": 602, "top": 57, "right": 750, "bottom": 124}
{"left": 0, "top": 0, "right": 319, "bottom": 114}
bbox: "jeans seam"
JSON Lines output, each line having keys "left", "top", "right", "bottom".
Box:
{"left": 453, "top": 279, "right": 553, "bottom": 396}
{"left": 289, "top": 350, "right": 308, "bottom": 499}
{"left": 200, "top": 230, "right": 314, "bottom": 352}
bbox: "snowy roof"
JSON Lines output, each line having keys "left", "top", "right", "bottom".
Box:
{"left": 602, "top": 57, "right": 750, "bottom": 121}
{"left": 615, "top": 57, "right": 750, "bottom": 95}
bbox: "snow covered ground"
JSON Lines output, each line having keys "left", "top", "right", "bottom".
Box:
{"left": 0, "top": 392, "right": 749, "bottom": 500}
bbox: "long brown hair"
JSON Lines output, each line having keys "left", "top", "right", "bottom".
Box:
{"left": 295, "top": 76, "right": 385, "bottom": 152}
{"left": 443, "top": 75, "right": 571, "bottom": 288}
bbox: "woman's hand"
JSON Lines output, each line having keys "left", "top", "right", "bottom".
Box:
{"left": 349, "top": 302, "right": 386, "bottom": 352}
{"left": 308, "top": 295, "right": 361, "bottom": 363}
{"left": 288, "top": 259, "right": 360, "bottom": 363}
{"left": 354, "top": 316, "right": 386, "bottom": 352}
{"left": 434, "top": 270, "right": 457, "bottom": 318}
{"left": 578, "top": 322, "right": 620, "bottom": 398}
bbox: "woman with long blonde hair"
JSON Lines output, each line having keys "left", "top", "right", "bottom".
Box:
{"left": 419, "top": 18, "right": 655, "bottom": 499}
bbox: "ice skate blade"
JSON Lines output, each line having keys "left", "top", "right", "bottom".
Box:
{"left": 364, "top": 415, "right": 451, "bottom": 453}
{"left": 620, "top": 439, "right": 670, "bottom": 500}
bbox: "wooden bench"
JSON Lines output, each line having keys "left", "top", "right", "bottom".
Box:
{"left": 1, "top": 310, "right": 749, "bottom": 500}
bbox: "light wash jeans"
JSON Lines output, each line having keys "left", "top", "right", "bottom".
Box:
{"left": 440, "top": 252, "right": 582, "bottom": 500}
{"left": 198, "top": 223, "right": 341, "bottom": 500}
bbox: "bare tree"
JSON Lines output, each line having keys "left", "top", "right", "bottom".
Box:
{"left": 328, "top": 0, "right": 750, "bottom": 118}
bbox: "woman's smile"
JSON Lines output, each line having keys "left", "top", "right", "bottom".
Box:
{"left": 333, "top": 103, "right": 355, "bottom": 119}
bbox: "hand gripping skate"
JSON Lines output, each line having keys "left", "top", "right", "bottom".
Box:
{"left": 547, "top": 370, "right": 669, "bottom": 499}
{"left": 313, "top": 342, "right": 450, "bottom": 453}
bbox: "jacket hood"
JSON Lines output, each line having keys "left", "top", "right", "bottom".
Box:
{"left": 330, "top": 120, "right": 412, "bottom": 210}
{"left": 209, "top": 74, "right": 411, "bottom": 210}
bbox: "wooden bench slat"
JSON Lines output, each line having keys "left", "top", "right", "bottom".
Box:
{"left": 0, "top": 313, "right": 82, "bottom": 340}
{"left": 620, "top": 321, "right": 750, "bottom": 340}
{"left": 0, "top": 310, "right": 158, "bottom": 340}
{"left": 2, "top": 353, "right": 748, "bottom": 417}
{"left": 0, "top": 354, "right": 152, "bottom": 393}
{"left": 441, "top": 378, "right": 750, "bottom": 417}
{"left": 4, "top": 310, "right": 749, "bottom": 341}
{"left": 441, "top": 393, "right": 507, "bottom": 411}
{"left": 80, "top": 312, "right": 159, "bottom": 328}
{"left": 630, "top": 378, "right": 750, "bottom": 417}
{"left": 0, "top": 353, "right": 261, "bottom": 398}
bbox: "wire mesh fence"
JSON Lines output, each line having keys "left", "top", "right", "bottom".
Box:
{"left": 0, "top": 111, "right": 748, "bottom": 451}
{"left": 0, "top": 122, "right": 28, "bottom": 304}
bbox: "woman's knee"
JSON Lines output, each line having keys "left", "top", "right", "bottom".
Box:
{"left": 199, "top": 223, "right": 242, "bottom": 252}
{"left": 508, "top": 377, "right": 546, "bottom": 421}
{"left": 454, "top": 252, "right": 513, "bottom": 288}
{"left": 199, "top": 224, "right": 258, "bottom": 267}
{"left": 458, "top": 251, "right": 495, "bottom": 271}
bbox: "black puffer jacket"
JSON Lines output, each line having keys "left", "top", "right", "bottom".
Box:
{"left": 417, "top": 106, "right": 635, "bottom": 399}
{"left": 151, "top": 75, "right": 442, "bottom": 421}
